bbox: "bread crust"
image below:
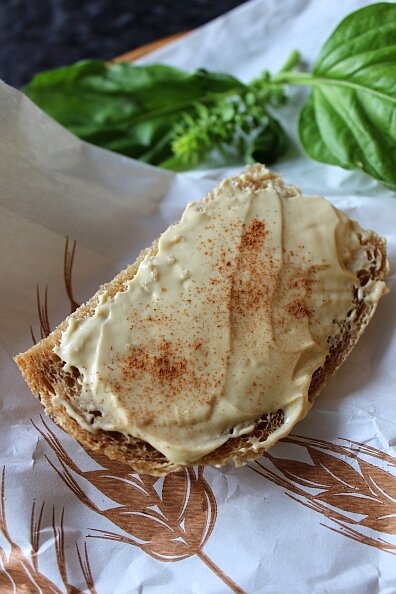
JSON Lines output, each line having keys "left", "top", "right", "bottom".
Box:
{"left": 15, "top": 170, "right": 389, "bottom": 476}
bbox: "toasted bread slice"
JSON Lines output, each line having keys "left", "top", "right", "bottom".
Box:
{"left": 15, "top": 166, "right": 389, "bottom": 475}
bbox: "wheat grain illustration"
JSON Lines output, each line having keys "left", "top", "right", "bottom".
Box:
{"left": 64, "top": 237, "right": 79, "bottom": 313}
{"left": 0, "top": 467, "right": 97, "bottom": 594}
{"left": 28, "top": 240, "right": 245, "bottom": 592}
{"left": 30, "top": 284, "right": 51, "bottom": 345}
{"left": 30, "top": 237, "right": 80, "bottom": 344}
{"left": 250, "top": 435, "right": 396, "bottom": 554}
{"left": 33, "top": 418, "right": 245, "bottom": 593}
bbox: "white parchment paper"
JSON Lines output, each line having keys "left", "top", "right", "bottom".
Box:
{"left": 1, "top": 1, "right": 395, "bottom": 593}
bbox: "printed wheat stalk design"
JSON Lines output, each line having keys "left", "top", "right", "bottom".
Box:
{"left": 250, "top": 435, "right": 396, "bottom": 554}
{"left": 30, "top": 284, "right": 50, "bottom": 345}
{"left": 30, "top": 237, "right": 80, "bottom": 344}
{"left": 0, "top": 467, "right": 97, "bottom": 593}
{"left": 29, "top": 240, "right": 244, "bottom": 590}
{"left": 34, "top": 418, "right": 245, "bottom": 594}
{"left": 64, "top": 237, "right": 79, "bottom": 313}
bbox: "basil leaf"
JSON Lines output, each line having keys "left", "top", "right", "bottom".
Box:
{"left": 24, "top": 60, "right": 249, "bottom": 167}
{"left": 298, "top": 3, "right": 396, "bottom": 187}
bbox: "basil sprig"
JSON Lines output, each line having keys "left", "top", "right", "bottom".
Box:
{"left": 24, "top": 3, "right": 396, "bottom": 187}
{"left": 24, "top": 60, "right": 287, "bottom": 169}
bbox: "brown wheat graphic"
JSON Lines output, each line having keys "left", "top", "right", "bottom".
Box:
{"left": 64, "top": 237, "right": 80, "bottom": 314}
{"left": 30, "top": 237, "right": 80, "bottom": 344}
{"left": 33, "top": 418, "right": 245, "bottom": 593}
{"left": 0, "top": 467, "right": 97, "bottom": 594}
{"left": 250, "top": 435, "right": 396, "bottom": 554}
{"left": 30, "top": 284, "right": 51, "bottom": 345}
{"left": 28, "top": 240, "right": 245, "bottom": 591}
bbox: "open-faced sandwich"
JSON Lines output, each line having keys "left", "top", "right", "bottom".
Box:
{"left": 15, "top": 165, "right": 389, "bottom": 475}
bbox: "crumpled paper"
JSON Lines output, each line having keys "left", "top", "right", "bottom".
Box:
{"left": 1, "top": 1, "right": 395, "bottom": 592}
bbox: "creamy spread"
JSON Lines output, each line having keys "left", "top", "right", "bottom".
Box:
{"left": 53, "top": 165, "right": 388, "bottom": 465}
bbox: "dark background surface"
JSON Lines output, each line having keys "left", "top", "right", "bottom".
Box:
{"left": 1, "top": 0, "right": 247, "bottom": 88}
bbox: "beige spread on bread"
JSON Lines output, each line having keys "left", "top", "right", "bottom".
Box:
{"left": 52, "top": 167, "right": 388, "bottom": 465}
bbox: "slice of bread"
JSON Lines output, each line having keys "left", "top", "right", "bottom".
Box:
{"left": 15, "top": 166, "right": 389, "bottom": 476}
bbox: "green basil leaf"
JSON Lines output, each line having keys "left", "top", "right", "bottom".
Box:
{"left": 24, "top": 60, "right": 246, "bottom": 167}
{"left": 298, "top": 3, "right": 396, "bottom": 187}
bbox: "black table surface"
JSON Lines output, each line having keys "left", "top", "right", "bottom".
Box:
{"left": 1, "top": 0, "right": 248, "bottom": 88}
